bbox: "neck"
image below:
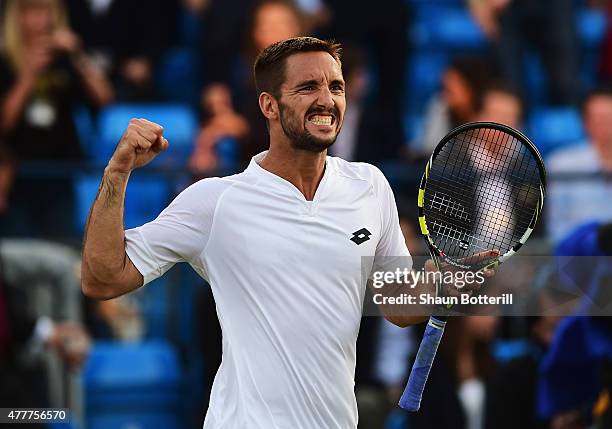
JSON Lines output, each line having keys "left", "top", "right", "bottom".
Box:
{"left": 258, "top": 141, "right": 327, "bottom": 201}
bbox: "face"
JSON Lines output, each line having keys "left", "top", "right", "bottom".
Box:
{"left": 476, "top": 91, "right": 522, "bottom": 129}
{"left": 19, "top": 3, "right": 54, "bottom": 40}
{"left": 202, "top": 84, "right": 232, "bottom": 115}
{"left": 276, "top": 51, "right": 346, "bottom": 153}
{"left": 253, "top": 4, "right": 302, "bottom": 53}
{"left": 443, "top": 69, "right": 473, "bottom": 119}
{"left": 584, "top": 95, "right": 612, "bottom": 157}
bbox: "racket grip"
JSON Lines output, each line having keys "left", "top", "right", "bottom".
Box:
{"left": 398, "top": 316, "right": 447, "bottom": 411}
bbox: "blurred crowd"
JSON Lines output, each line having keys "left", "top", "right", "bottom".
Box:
{"left": 0, "top": 0, "right": 612, "bottom": 428}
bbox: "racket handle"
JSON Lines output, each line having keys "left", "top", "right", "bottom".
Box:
{"left": 398, "top": 316, "right": 447, "bottom": 411}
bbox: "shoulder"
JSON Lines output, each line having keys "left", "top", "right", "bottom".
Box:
{"left": 168, "top": 175, "right": 245, "bottom": 213}
{"left": 547, "top": 143, "right": 598, "bottom": 173}
{"left": 328, "top": 156, "right": 388, "bottom": 185}
{"left": 328, "top": 157, "right": 393, "bottom": 202}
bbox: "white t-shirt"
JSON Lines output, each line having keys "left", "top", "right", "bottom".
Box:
{"left": 125, "top": 152, "right": 411, "bottom": 429}
{"left": 547, "top": 142, "right": 600, "bottom": 174}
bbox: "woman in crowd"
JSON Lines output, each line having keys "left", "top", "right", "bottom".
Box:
{"left": 0, "top": 0, "right": 113, "bottom": 237}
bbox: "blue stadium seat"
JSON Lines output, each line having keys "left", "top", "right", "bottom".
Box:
{"left": 73, "top": 105, "right": 96, "bottom": 156}
{"left": 411, "top": 5, "right": 488, "bottom": 50}
{"left": 578, "top": 8, "right": 607, "bottom": 48}
{"left": 93, "top": 103, "right": 198, "bottom": 167}
{"left": 84, "top": 340, "right": 182, "bottom": 429}
{"left": 527, "top": 106, "right": 585, "bottom": 156}
{"left": 406, "top": 52, "right": 448, "bottom": 113}
{"left": 523, "top": 53, "right": 547, "bottom": 106}
{"left": 74, "top": 174, "right": 171, "bottom": 232}
{"left": 155, "top": 48, "right": 202, "bottom": 106}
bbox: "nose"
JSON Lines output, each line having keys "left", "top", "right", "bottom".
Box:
{"left": 316, "top": 86, "right": 334, "bottom": 109}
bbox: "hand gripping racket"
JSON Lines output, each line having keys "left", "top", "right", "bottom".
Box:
{"left": 398, "top": 122, "right": 546, "bottom": 411}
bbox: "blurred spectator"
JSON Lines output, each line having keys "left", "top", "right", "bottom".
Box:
{"left": 238, "top": 0, "right": 306, "bottom": 164}
{"left": 548, "top": 86, "right": 612, "bottom": 174}
{"left": 411, "top": 316, "right": 499, "bottom": 429}
{"left": 0, "top": 0, "right": 113, "bottom": 157}
{"left": 86, "top": 295, "right": 144, "bottom": 341}
{"left": 0, "top": 0, "right": 113, "bottom": 237}
{"left": 66, "top": 0, "right": 168, "bottom": 101}
{"left": 468, "top": 0, "right": 578, "bottom": 105}
{"left": 0, "top": 237, "right": 90, "bottom": 407}
{"left": 415, "top": 57, "right": 495, "bottom": 154}
{"left": 536, "top": 222, "right": 612, "bottom": 429}
{"left": 473, "top": 82, "right": 524, "bottom": 129}
{"left": 547, "top": 88, "right": 612, "bottom": 242}
{"left": 189, "top": 83, "right": 250, "bottom": 175}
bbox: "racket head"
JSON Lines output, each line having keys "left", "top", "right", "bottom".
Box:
{"left": 417, "top": 122, "right": 546, "bottom": 271}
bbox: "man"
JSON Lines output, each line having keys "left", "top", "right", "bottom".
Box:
{"left": 547, "top": 86, "right": 612, "bottom": 242}
{"left": 82, "top": 37, "right": 486, "bottom": 428}
{"left": 548, "top": 86, "right": 612, "bottom": 174}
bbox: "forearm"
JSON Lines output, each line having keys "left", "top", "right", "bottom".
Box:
{"left": 81, "top": 167, "right": 137, "bottom": 299}
{"left": 72, "top": 53, "right": 114, "bottom": 107}
{"left": 1, "top": 75, "right": 34, "bottom": 132}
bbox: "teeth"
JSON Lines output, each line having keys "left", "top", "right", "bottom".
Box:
{"left": 308, "top": 115, "right": 332, "bottom": 126}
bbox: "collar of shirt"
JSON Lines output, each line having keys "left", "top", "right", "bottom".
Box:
{"left": 246, "top": 151, "right": 334, "bottom": 205}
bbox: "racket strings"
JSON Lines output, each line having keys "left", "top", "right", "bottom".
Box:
{"left": 424, "top": 127, "right": 543, "bottom": 266}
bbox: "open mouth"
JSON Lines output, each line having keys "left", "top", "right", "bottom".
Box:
{"left": 307, "top": 113, "right": 335, "bottom": 127}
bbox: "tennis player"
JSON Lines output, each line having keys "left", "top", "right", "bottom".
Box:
{"left": 82, "top": 37, "right": 486, "bottom": 428}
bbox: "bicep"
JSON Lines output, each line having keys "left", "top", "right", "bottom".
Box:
{"left": 119, "top": 252, "right": 145, "bottom": 294}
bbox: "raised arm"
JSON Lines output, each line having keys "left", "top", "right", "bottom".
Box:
{"left": 81, "top": 118, "right": 168, "bottom": 300}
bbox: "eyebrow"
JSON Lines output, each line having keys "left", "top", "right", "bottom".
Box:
{"left": 294, "top": 79, "right": 321, "bottom": 88}
{"left": 294, "top": 79, "right": 345, "bottom": 88}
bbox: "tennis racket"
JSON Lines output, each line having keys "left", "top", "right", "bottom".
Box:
{"left": 398, "top": 122, "right": 546, "bottom": 411}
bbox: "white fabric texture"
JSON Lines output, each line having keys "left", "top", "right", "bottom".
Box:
{"left": 125, "top": 152, "right": 411, "bottom": 429}
{"left": 547, "top": 142, "right": 600, "bottom": 174}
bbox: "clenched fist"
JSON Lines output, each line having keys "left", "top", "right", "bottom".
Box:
{"left": 107, "top": 118, "right": 169, "bottom": 174}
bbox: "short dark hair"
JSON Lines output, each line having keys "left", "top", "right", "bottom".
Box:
{"left": 253, "top": 36, "right": 342, "bottom": 99}
{"left": 448, "top": 55, "right": 498, "bottom": 112}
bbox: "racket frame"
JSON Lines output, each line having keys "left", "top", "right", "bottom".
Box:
{"left": 417, "top": 121, "right": 546, "bottom": 272}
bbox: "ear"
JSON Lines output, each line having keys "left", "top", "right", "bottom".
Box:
{"left": 259, "top": 92, "right": 278, "bottom": 121}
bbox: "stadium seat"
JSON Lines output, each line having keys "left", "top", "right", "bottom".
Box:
{"left": 155, "top": 48, "right": 202, "bottom": 106}
{"left": 93, "top": 103, "right": 198, "bottom": 167}
{"left": 73, "top": 105, "right": 96, "bottom": 156}
{"left": 405, "top": 52, "right": 448, "bottom": 113}
{"left": 84, "top": 340, "right": 183, "bottom": 429}
{"left": 410, "top": 5, "right": 488, "bottom": 50}
{"left": 74, "top": 174, "right": 171, "bottom": 232}
{"left": 527, "top": 106, "right": 585, "bottom": 156}
{"left": 578, "top": 8, "right": 607, "bottom": 48}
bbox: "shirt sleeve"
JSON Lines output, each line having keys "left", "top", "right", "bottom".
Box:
{"left": 125, "top": 177, "right": 230, "bottom": 285}
{"left": 371, "top": 166, "right": 412, "bottom": 276}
